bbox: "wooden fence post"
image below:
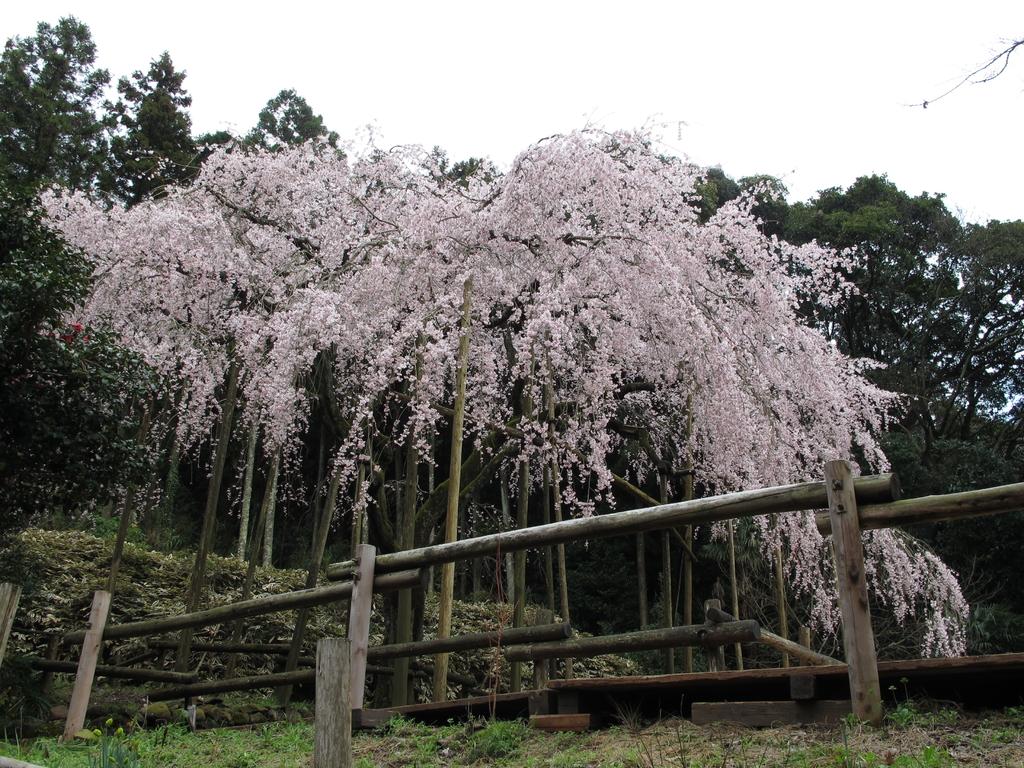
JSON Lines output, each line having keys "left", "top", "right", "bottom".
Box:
{"left": 63, "top": 590, "right": 112, "bottom": 740}
{"left": 315, "top": 637, "right": 352, "bottom": 768}
{"left": 824, "top": 460, "right": 883, "bottom": 725}
{"left": 347, "top": 544, "right": 375, "bottom": 712}
{"left": 703, "top": 599, "right": 727, "bottom": 672}
{"left": 0, "top": 583, "right": 21, "bottom": 672}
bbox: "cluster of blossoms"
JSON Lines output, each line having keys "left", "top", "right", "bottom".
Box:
{"left": 43, "top": 130, "right": 967, "bottom": 655}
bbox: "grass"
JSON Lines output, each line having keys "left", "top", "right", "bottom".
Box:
{"left": 1, "top": 706, "right": 1022, "bottom": 767}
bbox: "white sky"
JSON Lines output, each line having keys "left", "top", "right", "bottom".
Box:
{"left": 5, "top": 1, "right": 1023, "bottom": 223}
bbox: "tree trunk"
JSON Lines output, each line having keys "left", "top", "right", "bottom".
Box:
{"left": 510, "top": 455, "right": 530, "bottom": 692}
{"left": 659, "top": 474, "right": 674, "bottom": 673}
{"left": 276, "top": 468, "right": 342, "bottom": 705}
{"left": 498, "top": 469, "right": 516, "bottom": 604}
{"left": 175, "top": 360, "right": 239, "bottom": 672}
{"left": 432, "top": 276, "right": 472, "bottom": 701}
{"left": 636, "top": 532, "right": 648, "bottom": 629}
{"left": 545, "top": 374, "right": 572, "bottom": 679}
{"left": 226, "top": 449, "right": 279, "bottom": 676}
{"left": 774, "top": 542, "right": 790, "bottom": 668}
{"left": 727, "top": 518, "right": 743, "bottom": 671}
{"left": 236, "top": 425, "right": 259, "bottom": 559}
{"left": 541, "top": 465, "right": 556, "bottom": 612}
{"left": 392, "top": 424, "right": 419, "bottom": 706}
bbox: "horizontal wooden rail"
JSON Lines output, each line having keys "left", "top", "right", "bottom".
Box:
{"left": 30, "top": 658, "right": 199, "bottom": 684}
{"left": 146, "top": 661, "right": 482, "bottom": 703}
{"left": 63, "top": 569, "right": 425, "bottom": 645}
{"left": 147, "top": 640, "right": 292, "bottom": 655}
{"left": 815, "top": 481, "right": 1024, "bottom": 534}
{"left": 328, "top": 475, "right": 899, "bottom": 578}
{"left": 147, "top": 667, "right": 314, "bottom": 701}
{"left": 367, "top": 622, "right": 570, "bottom": 661}
{"left": 504, "top": 621, "right": 760, "bottom": 662}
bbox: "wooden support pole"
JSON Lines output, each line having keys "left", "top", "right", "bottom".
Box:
{"left": 703, "top": 599, "right": 727, "bottom": 671}
{"left": 39, "top": 635, "right": 60, "bottom": 695}
{"left": 315, "top": 637, "right": 352, "bottom": 768}
{"left": 825, "top": 460, "right": 882, "bottom": 725}
{"left": 705, "top": 605, "right": 841, "bottom": 667}
{"left": 433, "top": 277, "right": 472, "bottom": 701}
{"left": 799, "top": 625, "right": 812, "bottom": 659}
{"left": 727, "top": 519, "right": 743, "bottom": 671}
{"left": 63, "top": 590, "right": 111, "bottom": 741}
{"left": 774, "top": 544, "right": 790, "bottom": 668}
{"left": 659, "top": 474, "right": 674, "bottom": 674}
{"left": 635, "top": 533, "right": 648, "bottom": 628}
{"left": 0, "top": 583, "right": 21, "bottom": 672}
{"left": 347, "top": 544, "right": 375, "bottom": 712}
{"left": 532, "top": 610, "right": 554, "bottom": 690}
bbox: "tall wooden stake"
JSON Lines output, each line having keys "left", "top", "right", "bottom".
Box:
{"left": 824, "top": 459, "right": 882, "bottom": 725}
{"left": 727, "top": 518, "right": 743, "bottom": 670}
{"left": 511, "top": 370, "right": 534, "bottom": 693}
{"left": 682, "top": 401, "right": 694, "bottom": 672}
{"left": 636, "top": 533, "right": 648, "bottom": 628}
{"left": 63, "top": 590, "right": 111, "bottom": 740}
{"left": 544, "top": 372, "right": 572, "bottom": 679}
{"left": 393, "top": 420, "right": 419, "bottom": 705}
{"left": 176, "top": 361, "right": 239, "bottom": 672}
{"left": 347, "top": 544, "right": 376, "bottom": 711}
{"left": 541, "top": 465, "right": 556, "bottom": 613}
{"left": 315, "top": 637, "right": 352, "bottom": 768}
{"left": 433, "top": 276, "right": 472, "bottom": 701}
{"left": 774, "top": 543, "right": 790, "bottom": 668}
{"left": 236, "top": 425, "right": 259, "bottom": 558}
{"left": 659, "top": 474, "right": 675, "bottom": 673}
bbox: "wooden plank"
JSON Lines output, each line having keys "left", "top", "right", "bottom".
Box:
{"left": 557, "top": 691, "right": 581, "bottom": 715}
{"left": 347, "top": 544, "right": 375, "bottom": 711}
{"left": 529, "top": 713, "right": 592, "bottom": 732}
{"left": 691, "top": 700, "right": 851, "bottom": 727}
{"left": 0, "top": 583, "right": 22, "bottom": 671}
{"left": 528, "top": 690, "right": 556, "bottom": 716}
{"left": 62, "top": 590, "right": 111, "bottom": 741}
{"left": 825, "top": 460, "right": 882, "bottom": 725}
{"left": 327, "top": 475, "right": 900, "bottom": 577}
{"left": 352, "top": 708, "right": 394, "bottom": 730}
{"left": 315, "top": 637, "right": 352, "bottom": 768}
{"left": 706, "top": 605, "right": 840, "bottom": 666}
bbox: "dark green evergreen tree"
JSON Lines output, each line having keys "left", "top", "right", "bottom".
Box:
{"left": 247, "top": 89, "right": 338, "bottom": 149}
{"left": 104, "top": 52, "right": 197, "bottom": 205}
{"left": 0, "top": 17, "right": 110, "bottom": 192}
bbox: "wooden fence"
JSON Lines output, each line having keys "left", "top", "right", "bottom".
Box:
{"left": 35, "top": 462, "right": 1024, "bottom": 762}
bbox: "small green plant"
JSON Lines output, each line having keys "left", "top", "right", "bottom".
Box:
{"left": 90, "top": 719, "right": 141, "bottom": 768}
{"left": 465, "top": 718, "right": 528, "bottom": 760}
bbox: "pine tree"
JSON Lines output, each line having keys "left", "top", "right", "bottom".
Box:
{"left": 0, "top": 17, "right": 110, "bottom": 192}
{"left": 104, "top": 52, "right": 197, "bottom": 205}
